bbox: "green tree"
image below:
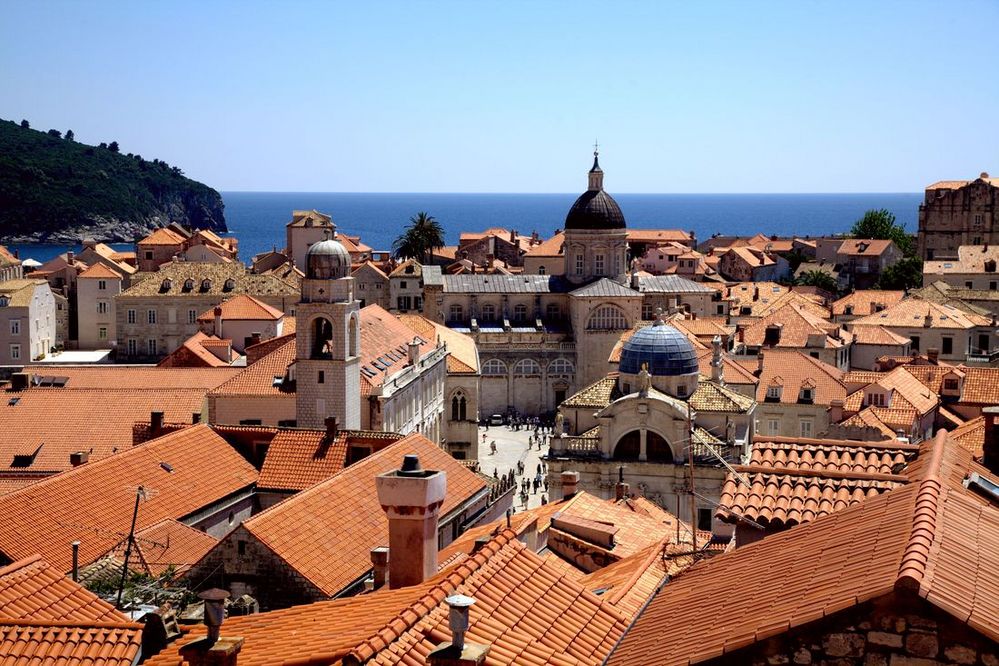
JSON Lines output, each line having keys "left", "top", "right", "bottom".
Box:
{"left": 877, "top": 257, "right": 923, "bottom": 290}
{"left": 19, "top": 119, "right": 29, "bottom": 129}
{"left": 392, "top": 211, "right": 445, "bottom": 263}
{"left": 108, "top": 140, "right": 120, "bottom": 153}
{"left": 851, "top": 208, "right": 913, "bottom": 256}
{"left": 797, "top": 269, "right": 839, "bottom": 294}
{"left": 65, "top": 129, "right": 74, "bottom": 141}
{"left": 46, "top": 129, "right": 61, "bottom": 138}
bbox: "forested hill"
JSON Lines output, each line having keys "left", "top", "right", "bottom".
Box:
{"left": 0, "top": 119, "right": 226, "bottom": 243}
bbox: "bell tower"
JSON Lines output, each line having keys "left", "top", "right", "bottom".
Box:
{"left": 295, "top": 231, "right": 361, "bottom": 429}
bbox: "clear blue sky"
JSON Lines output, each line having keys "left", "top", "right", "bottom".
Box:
{"left": 2, "top": 1, "right": 997, "bottom": 193}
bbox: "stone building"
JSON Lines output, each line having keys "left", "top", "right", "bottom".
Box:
{"left": 548, "top": 318, "right": 756, "bottom": 534}
{"left": 76, "top": 263, "right": 123, "bottom": 350}
{"left": 114, "top": 262, "right": 298, "bottom": 362}
{"left": 917, "top": 171, "right": 999, "bottom": 259}
{"left": 0, "top": 279, "right": 57, "bottom": 363}
{"left": 420, "top": 152, "right": 716, "bottom": 417}
{"left": 0, "top": 246, "right": 22, "bottom": 283}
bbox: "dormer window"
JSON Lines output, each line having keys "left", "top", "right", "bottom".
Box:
{"left": 160, "top": 278, "right": 172, "bottom": 291}
{"left": 943, "top": 378, "right": 959, "bottom": 392}
{"left": 799, "top": 387, "right": 814, "bottom": 403}
{"left": 200, "top": 279, "right": 212, "bottom": 292}
{"left": 183, "top": 279, "right": 194, "bottom": 291}
{"left": 987, "top": 260, "right": 997, "bottom": 273}
{"left": 844, "top": 304, "right": 854, "bottom": 315}
{"left": 0, "top": 296, "right": 8, "bottom": 307}
{"left": 223, "top": 278, "right": 235, "bottom": 291}
{"left": 766, "top": 385, "right": 782, "bottom": 401}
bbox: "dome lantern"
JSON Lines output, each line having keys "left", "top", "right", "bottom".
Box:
{"left": 305, "top": 231, "right": 352, "bottom": 280}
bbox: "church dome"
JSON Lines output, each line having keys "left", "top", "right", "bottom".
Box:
{"left": 564, "top": 151, "right": 626, "bottom": 230}
{"left": 306, "top": 236, "right": 351, "bottom": 279}
{"left": 619, "top": 320, "right": 699, "bottom": 376}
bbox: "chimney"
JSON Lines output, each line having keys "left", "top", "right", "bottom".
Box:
{"left": 927, "top": 347, "right": 939, "bottom": 364}
{"left": 370, "top": 546, "right": 389, "bottom": 590}
{"left": 179, "top": 589, "right": 243, "bottom": 666}
{"left": 984, "top": 407, "right": 999, "bottom": 473}
{"left": 70, "top": 451, "right": 88, "bottom": 467}
{"left": 757, "top": 351, "right": 765, "bottom": 376}
{"left": 923, "top": 311, "right": 933, "bottom": 328}
{"left": 150, "top": 411, "right": 164, "bottom": 432}
{"left": 829, "top": 399, "right": 844, "bottom": 423}
{"left": 375, "top": 454, "right": 447, "bottom": 589}
{"left": 408, "top": 338, "right": 421, "bottom": 366}
{"left": 10, "top": 372, "right": 29, "bottom": 391}
{"left": 325, "top": 415, "right": 338, "bottom": 439}
{"left": 248, "top": 332, "right": 262, "bottom": 348}
{"left": 71, "top": 541, "right": 80, "bottom": 582}
{"left": 214, "top": 306, "right": 223, "bottom": 337}
{"left": 561, "top": 470, "right": 579, "bottom": 500}
{"left": 764, "top": 323, "right": 782, "bottom": 346}
{"left": 427, "top": 595, "right": 489, "bottom": 666}
{"left": 193, "top": 412, "right": 202, "bottom": 424}
{"left": 66, "top": 251, "right": 74, "bottom": 265}
{"left": 711, "top": 335, "right": 724, "bottom": 384}
{"left": 753, "top": 286, "right": 759, "bottom": 301}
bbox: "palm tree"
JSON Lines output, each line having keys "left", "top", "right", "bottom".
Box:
{"left": 392, "top": 211, "right": 445, "bottom": 263}
{"left": 797, "top": 269, "right": 839, "bottom": 294}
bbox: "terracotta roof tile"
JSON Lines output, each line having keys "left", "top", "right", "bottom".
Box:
{"left": 195, "top": 294, "right": 284, "bottom": 322}
{"left": 138, "top": 228, "right": 186, "bottom": 245}
{"left": 837, "top": 238, "right": 895, "bottom": 256}
{"left": 0, "top": 556, "right": 126, "bottom": 623}
{"left": 851, "top": 298, "right": 991, "bottom": 329}
{"left": 122, "top": 519, "right": 219, "bottom": 578}
{"left": 955, "top": 366, "right": 999, "bottom": 404}
{"left": 524, "top": 231, "right": 565, "bottom": 257}
{"left": 234, "top": 434, "right": 486, "bottom": 596}
{"left": 609, "top": 431, "right": 999, "bottom": 665}
{"left": 0, "top": 620, "right": 142, "bottom": 666}
{"left": 0, "top": 280, "right": 46, "bottom": 308}
{"left": 743, "top": 303, "right": 848, "bottom": 349}
{"left": 121, "top": 263, "right": 296, "bottom": 298}
{"left": 208, "top": 339, "right": 296, "bottom": 398}
{"left": 755, "top": 349, "right": 846, "bottom": 405}
{"left": 398, "top": 314, "right": 479, "bottom": 374}
{"left": 949, "top": 416, "right": 985, "bottom": 457}
{"left": 562, "top": 376, "right": 620, "bottom": 409}
{"left": 158, "top": 332, "right": 235, "bottom": 368}
{"left": 76, "top": 263, "right": 123, "bottom": 280}
{"left": 852, "top": 324, "right": 910, "bottom": 345}
{"left": 831, "top": 290, "right": 905, "bottom": 316}
{"left": 0, "top": 425, "right": 257, "bottom": 572}
{"left": 688, "top": 380, "right": 755, "bottom": 412}
{"left": 257, "top": 428, "right": 401, "bottom": 491}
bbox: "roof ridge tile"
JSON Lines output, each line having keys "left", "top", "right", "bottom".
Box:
{"left": 894, "top": 430, "right": 947, "bottom": 594}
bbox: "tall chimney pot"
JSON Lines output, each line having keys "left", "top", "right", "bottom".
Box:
{"left": 560, "top": 470, "right": 579, "bottom": 500}
{"left": 370, "top": 546, "right": 389, "bottom": 590}
{"left": 214, "top": 307, "right": 223, "bottom": 337}
{"left": 199, "top": 588, "right": 230, "bottom": 643}
{"left": 192, "top": 412, "right": 202, "bottom": 424}
{"left": 150, "top": 411, "right": 164, "bottom": 432}
{"left": 325, "top": 416, "right": 338, "bottom": 439}
{"left": 71, "top": 541, "right": 80, "bottom": 582}
{"left": 427, "top": 595, "right": 489, "bottom": 666}
{"left": 375, "top": 455, "right": 447, "bottom": 588}
{"left": 927, "top": 347, "right": 939, "bottom": 364}
{"left": 408, "top": 338, "right": 421, "bottom": 366}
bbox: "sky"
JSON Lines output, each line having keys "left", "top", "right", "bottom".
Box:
{"left": 2, "top": 1, "right": 997, "bottom": 193}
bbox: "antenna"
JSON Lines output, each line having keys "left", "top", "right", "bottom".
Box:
{"left": 116, "top": 485, "right": 148, "bottom": 610}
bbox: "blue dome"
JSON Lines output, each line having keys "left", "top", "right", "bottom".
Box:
{"left": 619, "top": 321, "right": 699, "bottom": 376}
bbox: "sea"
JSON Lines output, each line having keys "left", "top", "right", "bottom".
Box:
{"left": 7, "top": 192, "right": 923, "bottom": 264}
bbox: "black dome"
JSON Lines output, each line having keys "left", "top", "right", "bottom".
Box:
{"left": 565, "top": 189, "right": 626, "bottom": 230}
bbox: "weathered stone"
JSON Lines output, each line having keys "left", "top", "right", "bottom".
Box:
{"left": 820, "top": 659, "right": 854, "bottom": 666}
{"left": 859, "top": 621, "right": 872, "bottom": 631}
{"left": 905, "top": 632, "right": 939, "bottom": 658}
{"left": 943, "top": 645, "right": 976, "bottom": 665}
{"left": 793, "top": 648, "right": 812, "bottom": 665}
{"left": 865, "top": 655, "right": 888, "bottom": 666}
{"left": 767, "top": 655, "right": 789, "bottom": 665}
{"left": 893, "top": 618, "right": 906, "bottom": 633}
{"left": 824, "top": 633, "right": 865, "bottom": 657}
{"left": 982, "top": 653, "right": 999, "bottom": 666}
{"left": 905, "top": 615, "right": 937, "bottom": 630}
{"left": 868, "top": 632, "right": 903, "bottom": 648}
{"left": 888, "top": 656, "right": 941, "bottom": 666}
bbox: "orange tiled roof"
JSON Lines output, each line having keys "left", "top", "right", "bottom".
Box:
{"left": 949, "top": 416, "right": 985, "bottom": 457}
{"left": 956, "top": 365, "right": 999, "bottom": 404}
{"left": 20, "top": 365, "right": 239, "bottom": 390}
{"left": 837, "top": 238, "right": 895, "bottom": 256}
{"left": 851, "top": 324, "right": 910, "bottom": 345}
{"left": 831, "top": 289, "right": 905, "bottom": 316}
{"left": 76, "top": 263, "right": 122, "bottom": 280}
{"left": 196, "top": 294, "right": 284, "bottom": 322}
{"left": 138, "top": 227, "right": 186, "bottom": 246}
{"left": 0, "top": 620, "right": 142, "bottom": 666}
{"left": 150, "top": 529, "right": 632, "bottom": 666}
{"left": 0, "top": 555, "right": 126, "bottom": 623}
{"left": 233, "top": 433, "right": 486, "bottom": 596}
{"left": 841, "top": 406, "right": 899, "bottom": 438}
{"left": 123, "top": 519, "right": 219, "bottom": 578}
{"left": 626, "top": 229, "right": 692, "bottom": 243}
{"left": 851, "top": 298, "right": 991, "bottom": 329}
{"left": 257, "top": 428, "right": 401, "bottom": 491}
{"left": 208, "top": 338, "right": 296, "bottom": 397}
{"left": 755, "top": 349, "right": 846, "bottom": 405}
{"left": 158, "top": 332, "right": 235, "bottom": 368}
{"left": 0, "top": 425, "right": 257, "bottom": 573}
{"left": 742, "top": 303, "right": 847, "bottom": 349}
{"left": 398, "top": 313, "right": 479, "bottom": 374}
{"left": 0, "top": 245, "right": 18, "bottom": 266}
{"left": 524, "top": 231, "right": 565, "bottom": 257}
{"left": 607, "top": 430, "right": 999, "bottom": 665}
{"left": 716, "top": 436, "right": 915, "bottom": 528}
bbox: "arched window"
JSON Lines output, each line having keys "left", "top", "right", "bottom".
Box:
{"left": 548, "top": 358, "right": 574, "bottom": 375}
{"left": 647, "top": 431, "right": 673, "bottom": 462}
{"left": 586, "top": 305, "right": 628, "bottom": 331}
{"left": 546, "top": 303, "right": 561, "bottom": 320}
{"left": 348, "top": 314, "right": 359, "bottom": 357}
{"left": 450, "top": 392, "right": 467, "bottom": 421}
{"left": 183, "top": 279, "right": 194, "bottom": 291}
{"left": 513, "top": 304, "right": 528, "bottom": 323}
{"left": 449, "top": 304, "right": 463, "bottom": 323}
{"left": 614, "top": 431, "right": 641, "bottom": 461}
{"left": 538, "top": 266, "right": 546, "bottom": 275}
{"left": 311, "top": 317, "right": 334, "bottom": 359}
{"left": 160, "top": 278, "right": 172, "bottom": 291}
{"left": 481, "top": 304, "right": 496, "bottom": 322}
{"left": 200, "top": 278, "right": 212, "bottom": 292}
{"left": 223, "top": 278, "right": 236, "bottom": 291}
{"left": 482, "top": 359, "right": 507, "bottom": 376}
{"left": 513, "top": 359, "right": 541, "bottom": 376}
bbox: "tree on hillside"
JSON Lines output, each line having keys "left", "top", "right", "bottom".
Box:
{"left": 877, "top": 257, "right": 923, "bottom": 291}
{"left": 19, "top": 119, "right": 29, "bottom": 129}
{"left": 851, "top": 208, "right": 913, "bottom": 256}
{"left": 47, "top": 129, "right": 61, "bottom": 139}
{"left": 108, "top": 141, "right": 120, "bottom": 153}
{"left": 797, "top": 269, "right": 839, "bottom": 294}
{"left": 393, "top": 211, "right": 445, "bottom": 263}
{"left": 65, "top": 129, "right": 74, "bottom": 141}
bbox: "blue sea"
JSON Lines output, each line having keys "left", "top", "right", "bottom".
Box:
{"left": 9, "top": 192, "right": 922, "bottom": 264}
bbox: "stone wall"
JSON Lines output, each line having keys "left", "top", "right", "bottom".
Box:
{"left": 707, "top": 592, "right": 998, "bottom": 666}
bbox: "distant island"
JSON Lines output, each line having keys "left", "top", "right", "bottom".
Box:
{"left": 0, "top": 119, "right": 226, "bottom": 243}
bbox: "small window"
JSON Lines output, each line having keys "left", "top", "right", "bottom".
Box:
{"left": 318, "top": 370, "right": 325, "bottom": 384}
{"left": 513, "top": 304, "right": 528, "bottom": 323}
{"left": 799, "top": 420, "right": 813, "bottom": 438}
{"left": 127, "top": 309, "right": 136, "bottom": 324}
{"left": 966, "top": 281, "right": 973, "bottom": 289}
{"left": 911, "top": 335, "right": 920, "bottom": 351}
{"left": 98, "top": 327, "right": 108, "bottom": 340}
{"left": 767, "top": 418, "right": 780, "bottom": 435}
{"left": 766, "top": 386, "right": 782, "bottom": 401}
{"left": 449, "top": 304, "right": 463, "bottom": 322}
{"left": 97, "top": 280, "right": 107, "bottom": 290}
{"left": 538, "top": 266, "right": 546, "bottom": 275}
{"left": 676, "top": 384, "right": 687, "bottom": 397}
{"left": 144, "top": 251, "right": 153, "bottom": 260}
{"left": 697, "top": 508, "right": 713, "bottom": 532}
{"left": 942, "top": 337, "right": 953, "bottom": 355}
{"left": 9, "top": 344, "right": 20, "bottom": 361}
{"left": 147, "top": 338, "right": 157, "bottom": 356}
{"left": 400, "top": 280, "right": 408, "bottom": 289}
{"left": 943, "top": 378, "right": 959, "bottom": 391}
{"left": 127, "top": 339, "right": 137, "bottom": 356}
{"left": 97, "top": 301, "right": 109, "bottom": 315}
{"left": 227, "top": 511, "right": 235, "bottom": 526}
{"left": 188, "top": 309, "right": 197, "bottom": 324}
{"left": 237, "top": 540, "right": 247, "bottom": 556}
{"left": 183, "top": 279, "right": 194, "bottom": 291}
{"left": 223, "top": 278, "right": 235, "bottom": 291}
{"left": 9, "top": 320, "right": 19, "bottom": 336}
{"left": 575, "top": 254, "right": 584, "bottom": 274}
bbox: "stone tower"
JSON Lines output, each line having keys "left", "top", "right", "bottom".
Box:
{"left": 562, "top": 148, "right": 629, "bottom": 284}
{"left": 295, "top": 231, "right": 361, "bottom": 429}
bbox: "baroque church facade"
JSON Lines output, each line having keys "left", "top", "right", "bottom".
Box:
{"left": 422, "top": 152, "right": 718, "bottom": 417}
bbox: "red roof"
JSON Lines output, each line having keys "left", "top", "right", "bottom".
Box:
{"left": 138, "top": 228, "right": 186, "bottom": 246}
{"left": 0, "top": 425, "right": 257, "bottom": 573}
{"left": 196, "top": 294, "right": 284, "bottom": 322}
{"left": 257, "top": 428, "right": 401, "bottom": 491}
{"left": 76, "top": 263, "right": 123, "bottom": 280}
{"left": 228, "top": 433, "right": 486, "bottom": 596}
{"left": 123, "top": 519, "right": 219, "bottom": 578}
{"left": 0, "top": 620, "right": 142, "bottom": 666}
{"left": 606, "top": 431, "right": 999, "bottom": 665}
{"left": 0, "top": 556, "right": 125, "bottom": 623}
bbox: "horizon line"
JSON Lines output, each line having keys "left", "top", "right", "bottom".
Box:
{"left": 220, "top": 190, "right": 923, "bottom": 196}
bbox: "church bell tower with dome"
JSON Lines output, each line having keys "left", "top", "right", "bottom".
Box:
{"left": 295, "top": 230, "right": 361, "bottom": 430}
{"left": 563, "top": 147, "right": 629, "bottom": 284}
